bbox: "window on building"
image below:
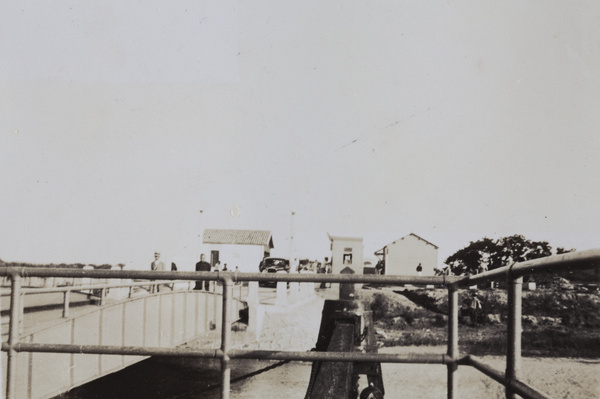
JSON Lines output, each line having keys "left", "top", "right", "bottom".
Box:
{"left": 343, "top": 254, "right": 352, "bottom": 265}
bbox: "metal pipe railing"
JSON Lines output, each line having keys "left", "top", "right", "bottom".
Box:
{"left": 453, "top": 248, "right": 600, "bottom": 288}
{"left": 506, "top": 276, "right": 523, "bottom": 399}
{"left": 2, "top": 248, "right": 599, "bottom": 399}
{"left": 0, "top": 341, "right": 455, "bottom": 364}
{"left": 221, "top": 278, "right": 233, "bottom": 399}
{"left": 447, "top": 286, "right": 459, "bottom": 399}
{"left": 0, "top": 267, "right": 462, "bottom": 285}
{"left": 3, "top": 248, "right": 598, "bottom": 286}
{"left": 462, "top": 356, "right": 552, "bottom": 399}
{"left": 0, "top": 279, "right": 184, "bottom": 295}
{"left": 1, "top": 279, "right": 198, "bottom": 322}
{"left": 6, "top": 273, "right": 21, "bottom": 399}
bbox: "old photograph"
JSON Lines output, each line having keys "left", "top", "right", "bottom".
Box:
{"left": 1, "top": 1, "right": 599, "bottom": 398}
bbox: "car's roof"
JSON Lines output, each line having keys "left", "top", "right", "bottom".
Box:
{"left": 263, "top": 257, "right": 289, "bottom": 261}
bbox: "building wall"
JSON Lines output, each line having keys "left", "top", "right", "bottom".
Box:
{"left": 200, "top": 244, "right": 266, "bottom": 273}
{"left": 330, "top": 238, "right": 364, "bottom": 275}
{"left": 384, "top": 235, "right": 438, "bottom": 276}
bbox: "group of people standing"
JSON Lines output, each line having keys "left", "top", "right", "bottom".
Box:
{"left": 195, "top": 254, "right": 235, "bottom": 290}
{"left": 152, "top": 252, "right": 233, "bottom": 292}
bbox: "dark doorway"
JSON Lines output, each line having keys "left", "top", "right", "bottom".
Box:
{"left": 210, "top": 251, "right": 220, "bottom": 267}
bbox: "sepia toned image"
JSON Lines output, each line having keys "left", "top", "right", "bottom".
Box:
{"left": 1, "top": 1, "right": 599, "bottom": 398}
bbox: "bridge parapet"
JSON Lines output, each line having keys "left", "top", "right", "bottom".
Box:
{"left": 1, "top": 289, "right": 245, "bottom": 399}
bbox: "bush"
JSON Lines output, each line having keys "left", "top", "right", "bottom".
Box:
{"left": 358, "top": 290, "right": 422, "bottom": 326}
{"left": 522, "top": 291, "right": 600, "bottom": 327}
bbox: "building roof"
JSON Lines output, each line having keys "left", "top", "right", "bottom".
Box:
{"left": 404, "top": 233, "right": 438, "bottom": 249}
{"left": 203, "top": 229, "right": 274, "bottom": 249}
{"left": 376, "top": 233, "right": 439, "bottom": 253}
{"left": 327, "top": 233, "right": 363, "bottom": 242}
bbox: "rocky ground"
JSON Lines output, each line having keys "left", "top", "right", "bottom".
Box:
{"left": 358, "top": 285, "right": 600, "bottom": 358}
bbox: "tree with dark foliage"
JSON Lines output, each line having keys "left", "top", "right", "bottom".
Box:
{"left": 445, "top": 235, "right": 553, "bottom": 276}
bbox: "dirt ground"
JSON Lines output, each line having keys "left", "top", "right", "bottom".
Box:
{"left": 378, "top": 346, "right": 600, "bottom": 399}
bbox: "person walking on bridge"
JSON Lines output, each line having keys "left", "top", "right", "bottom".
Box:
{"left": 151, "top": 252, "right": 166, "bottom": 293}
{"left": 195, "top": 254, "right": 211, "bottom": 291}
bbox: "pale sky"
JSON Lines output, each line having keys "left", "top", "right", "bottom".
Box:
{"left": 1, "top": 1, "right": 599, "bottom": 271}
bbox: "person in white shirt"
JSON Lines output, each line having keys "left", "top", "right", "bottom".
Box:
{"left": 151, "top": 252, "right": 166, "bottom": 292}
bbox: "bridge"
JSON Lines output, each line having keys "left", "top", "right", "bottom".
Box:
{"left": 2, "top": 249, "right": 600, "bottom": 399}
{"left": 0, "top": 273, "right": 317, "bottom": 399}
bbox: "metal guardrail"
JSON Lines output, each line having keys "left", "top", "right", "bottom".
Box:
{"left": 1, "top": 248, "right": 599, "bottom": 399}
{"left": 1, "top": 280, "right": 191, "bottom": 322}
{"left": 1, "top": 279, "right": 245, "bottom": 326}
{"left": 0, "top": 280, "right": 186, "bottom": 296}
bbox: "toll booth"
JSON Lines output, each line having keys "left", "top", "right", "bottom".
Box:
{"left": 328, "top": 234, "right": 364, "bottom": 275}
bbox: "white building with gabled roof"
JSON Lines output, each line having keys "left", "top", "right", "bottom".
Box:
{"left": 202, "top": 229, "right": 274, "bottom": 273}
{"left": 375, "top": 233, "right": 438, "bottom": 276}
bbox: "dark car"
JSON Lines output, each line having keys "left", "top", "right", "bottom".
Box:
{"left": 258, "top": 257, "right": 290, "bottom": 287}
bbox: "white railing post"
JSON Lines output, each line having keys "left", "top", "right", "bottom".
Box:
{"left": 247, "top": 281, "right": 261, "bottom": 338}
{"left": 276, "top": 281, "right": 287, "bottom": 306}
{"left": 63, "top": 290, "right": 70, "bottom": 318}
{"left": 289, "top": 282, "right": 299, "bottom": 303}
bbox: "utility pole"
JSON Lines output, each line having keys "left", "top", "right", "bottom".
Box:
{"left": 198, "top": 209, "right": 204, "bottom": 257}
{"left": 290, "top": 211, "right": 295, "bottom": 271}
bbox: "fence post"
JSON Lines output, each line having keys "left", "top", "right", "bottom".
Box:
{"left": 276, "top": 281, "right": 287, "bottom": 306}
{"left": 19, "top": 290, "right": 25, "bottom": 335}
{"left": 7, "top": 272, "right": 22, "bottom": 399}
{"left": 221, "top": 278, "right": 233, "bottom": 399}
{"left": 63, "top": 290, "right": 70, "bottom": 318}
{"left": 506, "top": 275, "right": 523, "bottom": 399}
{"left": 447, "top": 286, "right": 459, "bottom": 399}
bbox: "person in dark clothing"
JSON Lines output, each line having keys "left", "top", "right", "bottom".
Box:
{"left": 375, "top": 260, "right": 384, "bottom": 275}
{"left": 470, "top": 292, "right": 483, "bottom": 326}
{"left": 195, "top": 254, "right": 211, "bottom": 291}
{"left": 169, "top": 262, "right": 177, "bottom": 290}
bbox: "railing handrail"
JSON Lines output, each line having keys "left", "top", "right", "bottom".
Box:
{"left": 2, "top": 248, "right": 599, "bottom": 399}
{"left": 0, "top": 267, "right": 459, "bottom": 285}
{"left": 0, "top": 279, "right": 192, "bottom": 296}
{"left": 1, "top": 248, "right": 598, "bottom": 285}
{"left": 453, "top": 248, "right": 600, "bottom": 288}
